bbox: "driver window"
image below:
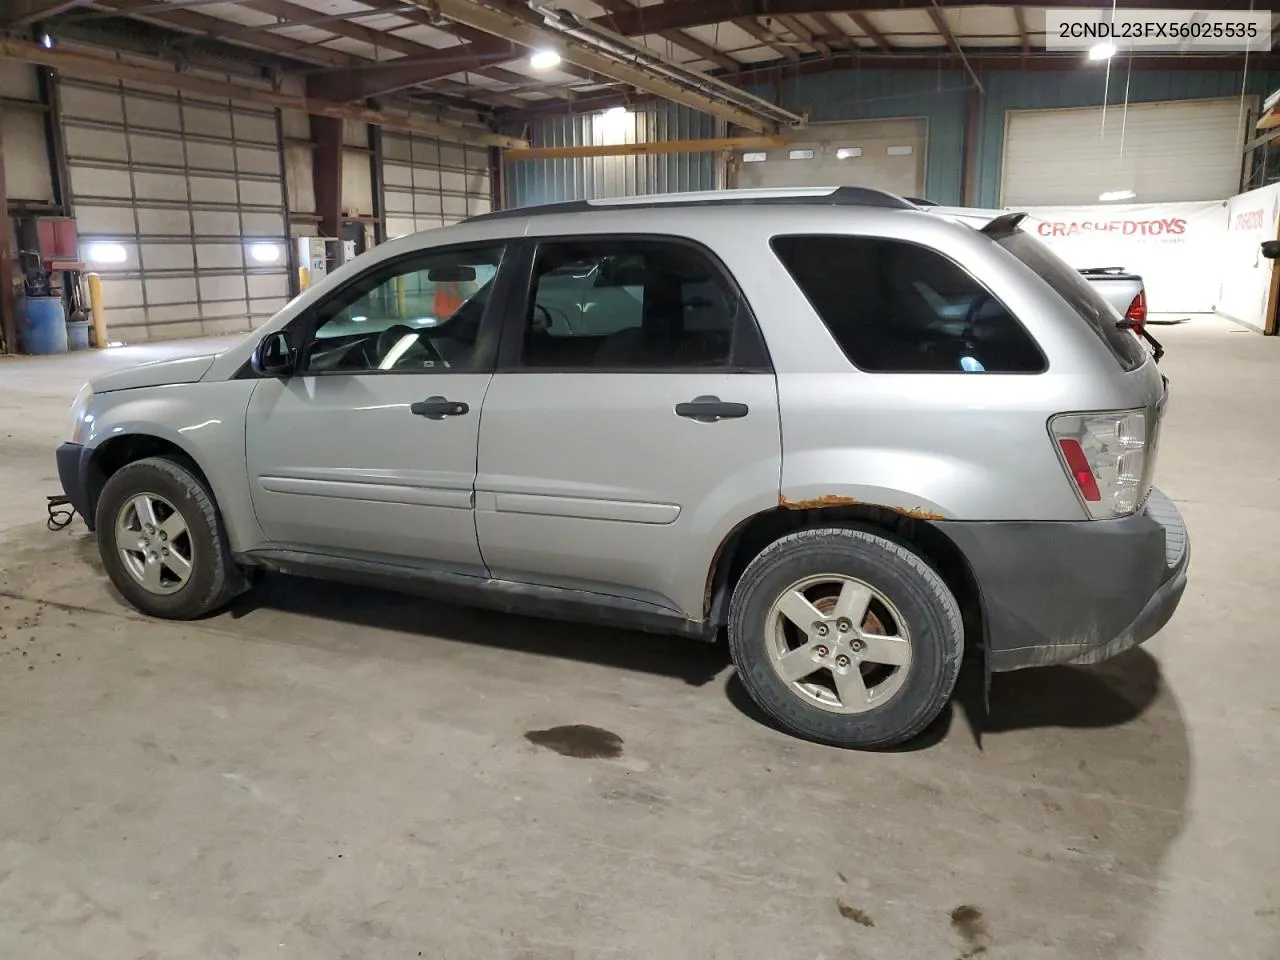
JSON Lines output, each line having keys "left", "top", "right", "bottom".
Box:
{"left": 302, "top": 244, "right": 505, "bottom": 374}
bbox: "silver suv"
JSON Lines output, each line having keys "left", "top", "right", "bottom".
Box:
{"left": 56, "top": 186, "right": 1189, "bottom": 749}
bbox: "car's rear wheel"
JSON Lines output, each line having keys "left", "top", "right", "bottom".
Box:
{"left": 728, "top": 527, "right": 963, "bottom": 749}
{"left": 97, "top": 456, "right": 236, "bottom": 620}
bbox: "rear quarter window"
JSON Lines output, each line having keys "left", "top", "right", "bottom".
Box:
{"left": 771, "top": 235, "right": 1045, "bottom": 374}
{"left": 993, "top": 229, "right": 1147, "bottom": 372}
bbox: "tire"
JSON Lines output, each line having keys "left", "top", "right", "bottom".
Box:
{"left": 96, "top": 456, "right": 236, "bottom": 620}
{"left": 728, "top": 527, "right": 962, "bottom": 749}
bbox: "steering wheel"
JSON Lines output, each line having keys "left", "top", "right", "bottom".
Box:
{"left": 375, "top": 324, "right": 446, "bottom": 369}
{"left": 530, "top": 303, "right": 555, "bottom": 334}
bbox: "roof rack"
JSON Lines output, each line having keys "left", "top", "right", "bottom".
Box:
{"left": 465, "top": 186, "right": 916, "bottom": 223}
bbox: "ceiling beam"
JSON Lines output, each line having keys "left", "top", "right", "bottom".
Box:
{"left": 0, "top": 36, "right": 526, "bottom": 147}
{"left": 587, "top": 0, "right": 739, "bottom": 72}
{"left": 810, "top": 13, "right": 856, "bottom": 50}
{"left": 507, "top": 134, "right": 785, "bottom": 160}
{"left": 733, "top": 16, "right": 799, "bottom": 62}
{"left": 848, "top": 12, "right": 890, "bottom": 51}
{"left": 773, "top": 14, "right": 830, "bottom": 56}
{"left": 926, "top": 5, "right": 962, "bottom": 57}
{"left": 584, "top": 0, "right": 1260, "bottom": 38}
{"left": 388, "top": 0, "right": 774, "bottom": 130}
{"left": 1013, "top": 6, "right": 1031, "bottom": 55}
{"left": 61, "top": 0, "right": 253, "bottom": 20}
{"left": 3, "top": 0, "right": 96, "bottom": 26}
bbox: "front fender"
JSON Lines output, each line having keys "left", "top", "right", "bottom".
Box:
{"left": 85, "top": 380, "right": 262, "bottom": 552}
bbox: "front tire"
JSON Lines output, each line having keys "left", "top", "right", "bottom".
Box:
{"left": 728, "top": 527, "right": 963, "bottom": 749}
{"left": 97, "top": 456, "right": 235, "bottom": 620}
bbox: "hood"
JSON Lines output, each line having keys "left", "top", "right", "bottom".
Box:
{"left": 91, "top": 353, "right": 218, "bottom": 393}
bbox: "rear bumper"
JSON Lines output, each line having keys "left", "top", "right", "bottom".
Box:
{"left": 941, "top": 488, "right": 1189, "bottom": 671}
{"left": 56, "top": 441, "right": 95, "bottom": 529}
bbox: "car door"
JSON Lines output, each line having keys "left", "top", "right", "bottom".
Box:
{"left": 245, "top": 241, "right": 512, "bottom": 572}
{"left": 474, "top": 235, "right": 782, "bottom": 620}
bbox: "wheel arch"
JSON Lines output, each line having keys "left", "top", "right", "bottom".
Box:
{"left": 705, "top": 503, "right": 988, "bottom": 681}
{"left": 86, "top": 433, "right": 217, "bottom": 529}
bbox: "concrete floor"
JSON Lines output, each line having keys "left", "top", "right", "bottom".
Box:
{"left": 1, "top": 319, "right": 1277, "bottom": 960}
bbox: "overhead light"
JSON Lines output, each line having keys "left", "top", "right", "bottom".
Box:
{"left": 836, "top": 147, "right": 862, "bottom": 159}
{"left": 603, "top": 105, "right": 628, "bottom": 118}
{"left": 1088, "top": 42, "right": 1116, "bottom": 61}
{"left": 248, "top": 242, "right": 281, "bottom": 263}
{"left": 530, "top": 49, "right": 561, "bottom": 70}
{"left": 86, "top": 242, "right": 127, "bottom": 264}
{"left": 40, "top": 33, "right": 54, "bottom": 49}
{"left": 1099, "top": 189, "right": 1137, "bottom": 202}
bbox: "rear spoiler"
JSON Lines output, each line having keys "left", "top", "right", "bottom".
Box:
{"left": 980, "top": 211, "right": 1028, "bottom": 234}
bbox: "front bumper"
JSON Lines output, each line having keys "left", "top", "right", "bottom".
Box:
{"left": 942, "top": 488, "right": 1189, "bottom": 671}
{"left": 56, "top": 441, "right": 95, "bottom": 529}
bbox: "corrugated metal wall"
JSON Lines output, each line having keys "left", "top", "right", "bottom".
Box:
{"left": 503, "top": 68, "right": 1274, "bottom": 211}
{"left": 503, "top": 101, "right": 716, "bottom": 207}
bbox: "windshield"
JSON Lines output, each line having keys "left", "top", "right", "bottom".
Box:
{"left": 993, "top": 228, "right": 1147, "bottom": 372}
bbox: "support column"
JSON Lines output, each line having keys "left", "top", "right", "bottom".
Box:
{"left": 962, "top": 84, "right": 982, "bottom": 207}
{"left": 0, "top": 96, "right": 18, "bottom": 354}
{"left": 311, "top": 114, "right": 343, "bottom": 242}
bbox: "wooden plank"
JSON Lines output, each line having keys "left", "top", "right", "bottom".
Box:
{"left": 506, "top": 135, "right": 785, "bottom": 161}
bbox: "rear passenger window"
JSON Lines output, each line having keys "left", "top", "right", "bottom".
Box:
{"left": 518, "top": 238, "right": 755, "bottom": 370}
{"left": 771, "top": 235, "right": 1045, "bottom": 373}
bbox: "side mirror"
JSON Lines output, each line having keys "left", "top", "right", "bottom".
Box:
{"left": 1262, "top": 240, "right": 1280, "bottom": 260}
{"left": 251, "top": 331, "right": 296, "bottom": 377}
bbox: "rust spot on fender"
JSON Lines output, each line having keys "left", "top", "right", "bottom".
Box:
{"left": 778, "top": 494, "right": 945, "bottom": 521}
{"left": 778, "top": 494, "right": 861, "bottom": 510}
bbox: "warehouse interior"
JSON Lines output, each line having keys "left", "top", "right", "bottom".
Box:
{"left": 3, "top": 1, "right": 1280, "bottom": 958}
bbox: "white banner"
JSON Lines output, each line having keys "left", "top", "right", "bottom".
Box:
{"left": 1213, "top": 182, "right": 1280, "bottom": 331}
{"left": 1015, "top": 201, "right": 1226, "bottom": 314}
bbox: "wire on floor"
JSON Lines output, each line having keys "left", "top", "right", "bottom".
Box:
{"left": 47, "top": 494, "right": 77, "bottom": 532}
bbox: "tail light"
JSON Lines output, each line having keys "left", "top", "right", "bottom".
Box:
{"left": 1123, "top": 291, "right": 1147, "bottom": 335}
{"left": 1050, "top": 410, "right": 1149, "bottom": 518}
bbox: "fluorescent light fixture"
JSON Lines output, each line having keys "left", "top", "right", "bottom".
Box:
{"left": 1088, "top": 42, "right": 1116, "bottom": 61}
{"left": 603, "top": 105, "right": 628, "bottom": 118}
{"left": 788, "top": 148, "right": 815, "bottom": 160}
{"left": 1099, "top": 189, "right": 1137, "bottom": 202}
{"left": 40, "top": 33, "right": 53, "bottom": 49}
{"left": 249, "top": 242, "right": 280, "bottom": 263}
{"left": 87, "top": 242, "right": 127, "bottom": 264}
{"left": 350, "top": 316, "right": 368, "bottom": 323}
{"left": 836, "top": 147, "right": 862, "bottom": 159}
{"left": 530, "top": 49, "right": 561, "bottom": 70}
{"left": 886, "top": 145, "right": 913, "bottom": 156}
{"left": 742, "top": 152, "right": 767, "bottom": 162}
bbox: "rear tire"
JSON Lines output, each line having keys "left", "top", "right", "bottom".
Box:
{"left": 728, "top": 527, "right": 962, "bottom": 749}
{"left": 97, "top": 456, "right": 236, "bottom": 620}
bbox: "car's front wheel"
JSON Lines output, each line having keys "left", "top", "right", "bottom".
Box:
{"left": 96, "top": 456, "right": 236, "bottom": 619}
{"left": 728, "top": 527, "right": 963, "bottom": 749}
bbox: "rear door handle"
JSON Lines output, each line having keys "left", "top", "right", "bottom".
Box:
{"left": 674, "top": 395, "right": 749, "bottom": 423}
{"left": 410, "top": 396, "right": 469, "bottom": 420}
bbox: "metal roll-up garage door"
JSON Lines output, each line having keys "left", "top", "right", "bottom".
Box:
{"left": 732, "top": 119, "right": 926, "bottom": 197}
{"left": 1001, "top": 98, "right": 1251, "bottom": 206}
{"left": 382, "top": 133, "right": 492, "bottom": 239}
{"left": 59, "top": 77, "right": 290, "bottom": 343}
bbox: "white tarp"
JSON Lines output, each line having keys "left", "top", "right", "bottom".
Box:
{"left": 1015, "top": 201, "right": 1226, "bottom": 314}
{"left": 1212, "top": 183, "right": 1280, "bottom": 331}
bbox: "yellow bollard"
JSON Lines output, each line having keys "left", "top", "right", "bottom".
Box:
{"left": 298, "top": 265, "right": 309, "bottom": 291}
{"left": 86, "top": 272, "right": 108, "bottom": 348}
{"left": 395, "top": 273, "right": 406, "bottom": 318}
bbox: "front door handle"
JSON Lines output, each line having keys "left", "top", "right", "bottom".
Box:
{"left": 674, "top": 395, "right": 749, "bottom": 423}
{"left": 410, "top": 396, "right": 469, "bottom": 420}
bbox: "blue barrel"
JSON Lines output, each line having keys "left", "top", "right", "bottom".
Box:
{"left": 18, "top": 296, "right": 68, "bottom": 355}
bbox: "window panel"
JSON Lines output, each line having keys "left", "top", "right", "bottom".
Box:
{"left": 771, "top": 235, "right": 1045, "bottom": 374}
{"left": 519, "top": 238, "right": 738, "bottom": 371}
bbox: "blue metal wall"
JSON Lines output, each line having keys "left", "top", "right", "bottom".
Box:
{"left": 504, "top": 68, "right": 1276, "bottom": 210}
{"left": 503, "top": 101, "right": 716, "bottom": 207}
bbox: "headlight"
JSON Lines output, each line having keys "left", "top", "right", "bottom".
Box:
{"left": 67, "top": 383, "right": 93, "bottom": 444}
